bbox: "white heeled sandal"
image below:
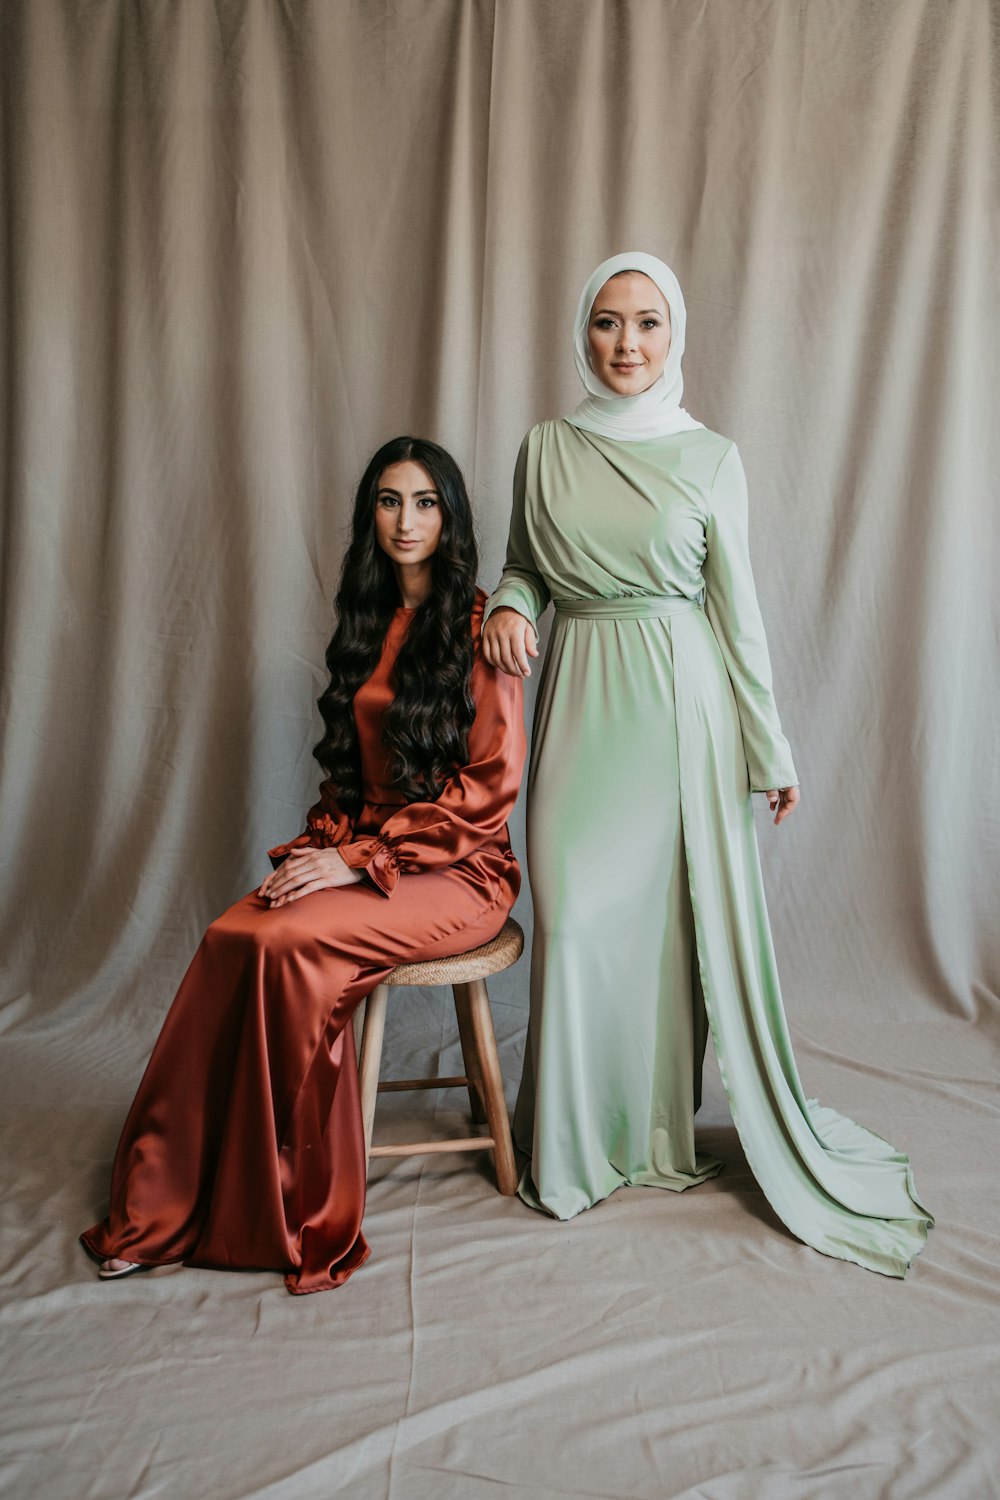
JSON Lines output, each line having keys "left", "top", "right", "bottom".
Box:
{"left": 98, "top": 1257, "right": 146, "bottom": 1280}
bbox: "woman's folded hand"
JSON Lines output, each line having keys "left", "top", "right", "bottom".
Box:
{"left": 258, "top": 847, "right": 362, "bottom": 906}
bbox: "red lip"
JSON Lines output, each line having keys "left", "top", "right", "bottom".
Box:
{"left": 392, "top": 538, "right": 420, "bottom": 547}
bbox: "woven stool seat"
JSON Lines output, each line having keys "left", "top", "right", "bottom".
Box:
{"left": 355, "top": 919, "right": 524, "bottom": 1194}
{"left": 384, "top": 919, "right": 524, "bottom": 987}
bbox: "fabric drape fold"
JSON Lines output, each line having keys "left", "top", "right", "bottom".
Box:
{"left": 493, "top": 417, "right": 931, "bottom": 1275}
{"left": 82, "top": 595, "right": 525, "bottom": 1293}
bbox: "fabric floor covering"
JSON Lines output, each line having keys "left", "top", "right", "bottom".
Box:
{"left": 2, "top": 2, "right": 998, "bottom": 1494}
{"left": 1, "top": 968, "right": 997, "bottom": 1500}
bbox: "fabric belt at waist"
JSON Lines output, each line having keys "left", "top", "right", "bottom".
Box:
{"left": 552, "top": 594, "right": 700, "bottom": 621}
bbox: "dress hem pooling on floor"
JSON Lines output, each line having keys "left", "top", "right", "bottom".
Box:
{"left": 488, "top": 419, "right": 932, "bottom": 1276}
{"left": 82, "top": 593, "right": 526, "bottom": 1294}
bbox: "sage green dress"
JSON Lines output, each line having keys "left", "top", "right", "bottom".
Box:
{"left": 487, "top": 418, "right": 932, "bottom": 1277}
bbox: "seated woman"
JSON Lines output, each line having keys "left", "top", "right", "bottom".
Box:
{"left": 81, "top": 437, "right": 526, "bottom": 1295}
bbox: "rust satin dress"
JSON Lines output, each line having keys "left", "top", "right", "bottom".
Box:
{"left": 81, "top": 594, "right": 525, "bottom": 1294}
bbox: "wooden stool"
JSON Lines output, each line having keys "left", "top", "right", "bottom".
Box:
{"left": 354, "top": 918, "right": 523, "bottom": 1195}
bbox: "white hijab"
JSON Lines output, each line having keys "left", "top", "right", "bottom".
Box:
{"left": 566, "top": 251, "right": 703, "bottom": 441}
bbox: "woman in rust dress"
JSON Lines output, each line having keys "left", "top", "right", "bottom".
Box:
{"left": 81, "top": 437, "right": 525, "bottom": 1295}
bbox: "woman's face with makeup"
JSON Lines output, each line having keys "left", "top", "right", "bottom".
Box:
{"left": 373, "top": 460, "right": 443, "bottom": 568}
{"left": 586, "top": 271, "right": 671, "bottom": 396}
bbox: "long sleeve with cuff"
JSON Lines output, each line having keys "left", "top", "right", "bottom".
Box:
{"left": 703, "top": 443, "right": 798, "bottom": 792}
{"left": 484, "top": 434, "right": 551, "bottom": 626}
{"left": 267, "top": 780, "right": 354, "bottom": 867}
{"left": 269, "top": 593, "right": 525, "bottom": 897}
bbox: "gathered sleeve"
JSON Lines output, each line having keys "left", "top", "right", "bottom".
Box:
{"left": 334, "top": 644, "right": 527, "bottom": 897}
{"left": 484, "top": 432, "right": 551, "bottom": 626}
{"left": 267, "top": 780, "right": 354, "bottom": 868}
{"left": 703, "top": 442, "right": 798, "bottom": 792}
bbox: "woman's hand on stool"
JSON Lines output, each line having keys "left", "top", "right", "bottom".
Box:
{"left": 765, "top": 786, "right": 800, "bottom": 826}
{"left": 259, "top": 848, "right": 363, "bottom": 906}
{"left": 482, "top": 607, "right": 539, "bottom": 678}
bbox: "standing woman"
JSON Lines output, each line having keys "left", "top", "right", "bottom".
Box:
{"left": 483, "top": 252, "right": 932, "bottom": 1276}
{"left": 82, "top": 437, "right": 525, "bottom": 1295}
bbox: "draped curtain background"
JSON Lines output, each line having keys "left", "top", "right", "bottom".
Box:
{"left": 1, "top": 3, "right": 998, "bottom": 1497}
{"left": 1, "top": 0, "right": 996, "bottom": 1029}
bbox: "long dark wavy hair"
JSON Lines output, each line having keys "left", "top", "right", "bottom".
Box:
{"left": 313, "top": 436, "right": 479, "bottom": 814}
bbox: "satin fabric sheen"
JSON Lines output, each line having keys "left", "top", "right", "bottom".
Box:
{"left": 486, "top": 420, "right": 933, "bottom": 1276}
{"left": 81, "top": 594, "right": 525, "bottom": 1294}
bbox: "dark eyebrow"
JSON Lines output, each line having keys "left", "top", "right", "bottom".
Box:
{"left": 591, "top": 307, "right": 664, "bottom": 318}
{"left": 376, "top": 486, "right": 439, "bottom": 497}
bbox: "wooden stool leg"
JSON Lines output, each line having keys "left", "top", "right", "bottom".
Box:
{"left": 357, "top": 984, "right": 389, "bottom": 1169}
{"left": 464, "top": 977, "right": 518, "bottom": 1195}
{"left": 352, "top": 996, "right": 367, "bottom": 1057}
{"left": 453, "top": 983, "right": 488, "bottom": 1124}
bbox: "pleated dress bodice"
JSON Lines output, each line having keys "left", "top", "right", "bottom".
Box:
{"left": 488, "top": 418, "right": 797, "bottom": 792}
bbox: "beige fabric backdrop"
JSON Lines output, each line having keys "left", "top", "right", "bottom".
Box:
{"left": 1, "top": 3, "right": 998, "bottom": 1498}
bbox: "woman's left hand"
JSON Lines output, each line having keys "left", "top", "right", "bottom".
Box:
{"left": 765, "top": 786, "right": 800, "bottom": 826}
{"left": 259, "top": 847, "right": 362, "bottom": 906}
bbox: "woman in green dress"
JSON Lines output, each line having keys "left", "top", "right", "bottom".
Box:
{"left": 483, "top": 251, "right": 932, "bottom": 1276}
